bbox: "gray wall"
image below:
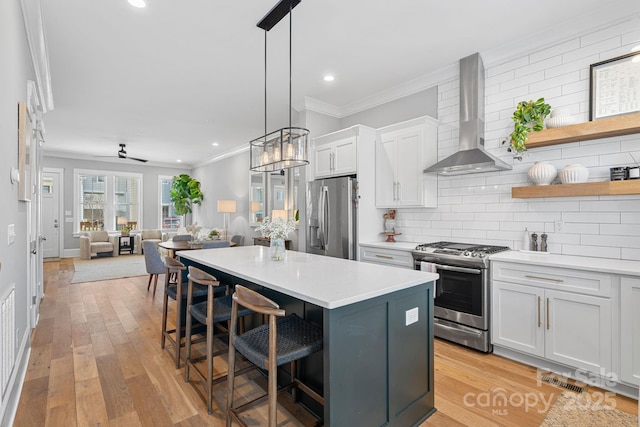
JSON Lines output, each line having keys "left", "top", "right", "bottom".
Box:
{"left": 42, "top": 156, "right": 189, "bottom": 252}
{"left": 340, "top": 87, "right": 438, "bottom": 129}
{"left": 0, "top": 0, "right": 36, "bottom": 423}
{"left": 190, "top": 88, "right": 440, "bottom": 250}
{"left": 192, "top": 150, "right": 256, "bottom": 244}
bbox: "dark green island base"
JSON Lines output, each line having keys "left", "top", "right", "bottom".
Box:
{"left": 180, "top": 251, "right": 436, "bottom": 427}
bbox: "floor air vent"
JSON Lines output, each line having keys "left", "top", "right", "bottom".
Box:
{"left": 539, "top": 375, "right": 584, "bottom": 393}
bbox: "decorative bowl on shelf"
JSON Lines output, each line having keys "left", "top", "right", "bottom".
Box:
{"left": 528, "top": 161, "right": 557, "bottom": 185}
{"left": 559, "top": 164, "right": 589, "bottom": 184}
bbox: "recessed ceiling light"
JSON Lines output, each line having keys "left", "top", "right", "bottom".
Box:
{"left": 323, "top": 75, "right": 335, "bottom": 82}
{"left": 212, "top": 142, "right": 219, "bottom": 147}
{"left": 128, "top": 0, "right": 146, "bottom": 8}
{"left": 176, "top": 159, "right": 182, "bottom": 163}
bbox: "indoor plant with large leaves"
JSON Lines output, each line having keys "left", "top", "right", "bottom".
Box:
{"left": 170, "top": 174, "right": 204, "bottom": 225}
{"left": 504, "top": 98, "right": 551, "bottom": 161}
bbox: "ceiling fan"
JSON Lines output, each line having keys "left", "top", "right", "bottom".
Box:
{"left": 98, "top": 143, "right": 148, "bottom": 163}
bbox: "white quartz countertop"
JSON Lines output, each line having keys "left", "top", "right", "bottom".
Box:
{"left": 490, "top": 251, "right": 640, "bottom": 276}
{"left": 179, "top": 246, "right": 438, "bottom": 309}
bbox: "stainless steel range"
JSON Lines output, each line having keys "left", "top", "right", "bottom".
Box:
{"left": 412, "top": 241, "right": 510, "bottom": 352}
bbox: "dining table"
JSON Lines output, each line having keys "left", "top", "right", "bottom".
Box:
{"left": 158, "top": 239, "right": 236, "bottom": 258}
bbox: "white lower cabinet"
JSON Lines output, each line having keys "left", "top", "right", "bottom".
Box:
{"left": 360, "top": 246, "right": 414, "bottom": 269}
{"left": 492, "top": 262, "right": 613, "bottom": 376}
{"left": 621, "top": 277, "right": 640, "bottom": 386}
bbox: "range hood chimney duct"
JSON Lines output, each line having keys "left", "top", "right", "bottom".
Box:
{"left": 424, "top": 53, "right": 512, "bottom": 175}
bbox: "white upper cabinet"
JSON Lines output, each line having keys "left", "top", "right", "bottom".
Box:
{"left": 375, "top": 116, "right": 438, "bottom": 208}
{"left": 313, "top": 135, "right": 357, "bottom": 179}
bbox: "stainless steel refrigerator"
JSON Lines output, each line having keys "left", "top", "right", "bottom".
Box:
{"left": 306, "top": 176, "right": 357, "bottom": 260}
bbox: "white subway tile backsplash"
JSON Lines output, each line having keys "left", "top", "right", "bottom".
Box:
{"left": 529, "top": 39, "right": 581, "bottom": 63}
{"left": 600, "top": 224, "right": 640, "bottom": 236}
{"left": 562, "top": 212, "right": 619, "bottom": 223}
{"left": 582, "top": 234, "right": 640, "bottom": 248}
{"left": 562, "top": 244, "right": 621, "bottom": 259}
{"left": 395, "top": 19, "right": 640, "bottom": 260}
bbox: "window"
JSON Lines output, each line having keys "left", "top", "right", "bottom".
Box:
{"left": 75, "top": 169, "right": 142, "bottom": 232}
{"left": 159, "top": 176, "right": 181, "bottom": 231}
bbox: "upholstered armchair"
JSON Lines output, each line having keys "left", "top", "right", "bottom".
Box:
{"left": 136, "top": 229, "right": 164, "bottom": 254}
{"left": 79, "top": 231, "right": 118, "bottom": 260}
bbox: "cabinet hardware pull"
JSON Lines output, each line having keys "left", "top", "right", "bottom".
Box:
{"left": 537, "top": 296, "right": 541, "bottom": 328}
{"left": 525, "top": 275, "right": 564, "bottom": 283}
{"left": 546, "top": 298, "right": 550, "bottom": 330}
{"left": 375, "top": 254, "right": 393, "bottom": 259}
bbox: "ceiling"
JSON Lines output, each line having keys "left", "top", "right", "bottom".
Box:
{"left": 40, "top": 0, "right": 640, "bottom": 167}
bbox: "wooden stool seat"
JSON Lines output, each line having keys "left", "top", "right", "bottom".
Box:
{"left": 184, "top": 266, "right": 252, "bottom": 415}
{"left": 226, "top": 285, "right": 324, "bottom": 427}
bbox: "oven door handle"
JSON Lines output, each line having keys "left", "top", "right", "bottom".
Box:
{"left": 432, "top": 264, "right": 482, "bottom": 275}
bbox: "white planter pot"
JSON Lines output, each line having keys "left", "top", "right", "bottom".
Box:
{"left": 558, "top": 164, "right": 589, "bottom": 184}
{"left": 528, "top": 162, "right": 557, "bottom": 186}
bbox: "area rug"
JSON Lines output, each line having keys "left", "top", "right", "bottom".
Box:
{"left": 72, "top": 255, "right": 147, "bottom": 283}
{"left": 540, "top": 391, "right": 638, "bottom": 426}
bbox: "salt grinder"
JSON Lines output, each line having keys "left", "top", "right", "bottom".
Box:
{"left": 530, "top": 232, "right": 538, "bottom": 251}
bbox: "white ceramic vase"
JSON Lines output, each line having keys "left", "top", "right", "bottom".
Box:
{"left": 546, "top": 108, "right": 577, "bottom": 128}
{"left": 558, "top": 164, "right": 589, "bottom": 184}
{"left": 528, "top": 162, "right": 557, "bottom": 185}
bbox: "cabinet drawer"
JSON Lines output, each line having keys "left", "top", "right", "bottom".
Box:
{"left": 360, "top": 247, "right": 413, "bottom": 269}
{"left": 491, "top": 262, "right": 611, "bottom": 297}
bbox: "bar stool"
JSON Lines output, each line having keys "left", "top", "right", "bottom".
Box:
{"left": 161, "top": 257, "right": 208, "bottom": 368}
{"left": 184, "top": 266, "right": 252, "bottom": 414}
{"left": 226, "top": 285, "right": 324, "bottom": 427}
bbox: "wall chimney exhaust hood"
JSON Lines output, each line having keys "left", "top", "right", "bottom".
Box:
{"left": 424, "top": 53, "right": 512, "bottom": 175}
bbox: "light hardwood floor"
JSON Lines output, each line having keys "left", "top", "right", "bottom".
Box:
{"left": 13, "top": 258, "right": 638, "bottom": 426}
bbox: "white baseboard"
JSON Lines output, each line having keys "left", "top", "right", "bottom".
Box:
{"left": 1, "top": 329, "right": 31, "bottom": 427}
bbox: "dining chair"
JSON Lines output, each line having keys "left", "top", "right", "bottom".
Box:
{"left": 226, "top": 285, "right": 324, "bottom": 427}
{"left": 230, "top": 235, "right": 244, "bottom": 246}
{"left": 143, "top": 240, "right": 165, "bottom": 297}
{"left": 184, "top": 266, "right": 253, "bottom": 414}
{"left": 161, "top": 257, "right": 209, "bottom": 368}
{"left": 202, "top": 240, "right": 230, "bottom": 249}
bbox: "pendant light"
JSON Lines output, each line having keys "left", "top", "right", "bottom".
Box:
{"left": 249, "top": 0, "right": 309, "bottom": 172}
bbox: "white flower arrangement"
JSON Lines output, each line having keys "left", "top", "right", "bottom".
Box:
{"left": 256, "top": 217, "right": 296, "bottom": 240}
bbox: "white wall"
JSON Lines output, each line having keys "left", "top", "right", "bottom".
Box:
{"left": 396, "top": 16, "right": 640, "bottom": 261}
{"left": 42, "top": 155, "right": 189, "bottom": 254}
{"left": 192, "top": 150, "right": 256, "bottom": 244}
{"left": 0, "top": 0, "right": 37, "bottom": 424}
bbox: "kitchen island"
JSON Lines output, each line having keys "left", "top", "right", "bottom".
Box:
{"left": 179, "top": 245, "right": 438, "bottom": 426}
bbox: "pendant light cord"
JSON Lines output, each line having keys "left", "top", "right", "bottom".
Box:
{"left": 288, "top": 0, "right": 292, "bottom": 134}
{"left": 264, "top": 31, "right": 267, "bottom": 137}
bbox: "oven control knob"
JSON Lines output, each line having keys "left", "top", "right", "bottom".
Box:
{"left": 471, "top": 252, "right": 478, "bottom": 257}
{"left": 463, "top": 251, "right": 470, "bottom": 256}
{"left": 479, "top": 253, "right": 486, "bottom": 258}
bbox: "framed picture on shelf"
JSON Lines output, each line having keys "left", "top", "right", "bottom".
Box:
{"left": 589, "top": 51, "right": 640, "bottom": 120}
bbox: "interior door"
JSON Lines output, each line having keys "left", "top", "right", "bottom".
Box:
{"left": 42, "top": 169, "right": 61, "bottom": 258}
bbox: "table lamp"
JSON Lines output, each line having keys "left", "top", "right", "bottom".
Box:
{"left": 271, "top": 209, "right": 287, "bottom": 220}
{"left": 117, "top": 216, "right": 128, "bottom": 231}
{"left": 217, "top": 200, "right": 236, "bottom": 240}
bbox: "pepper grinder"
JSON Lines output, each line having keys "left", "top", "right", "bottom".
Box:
{"left": 540, "top": 233, "right": 548, "bottom": 252}
{"left": 530, "top": 232, "right": 538, "bottom": 251}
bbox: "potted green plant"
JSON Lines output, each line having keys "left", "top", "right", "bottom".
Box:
{"left": 121, "top": 225, "right": 131, "bottom": 236}
{"left": 503, "top": 98, "right": 551, "bottom": 161}
{"left": 170, "top": 174, "right": 204, "bottom": 225}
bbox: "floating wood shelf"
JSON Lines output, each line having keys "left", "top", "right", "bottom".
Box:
{"left": 525, "top": 112, "right": 640, "bottom": 149}
{"left": 512, "top": 180, "right": 640, "bottom": 198}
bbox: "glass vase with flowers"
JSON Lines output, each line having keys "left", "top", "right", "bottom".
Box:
{"left": 256, "top": 216, "right": 296, "bottom": 261}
